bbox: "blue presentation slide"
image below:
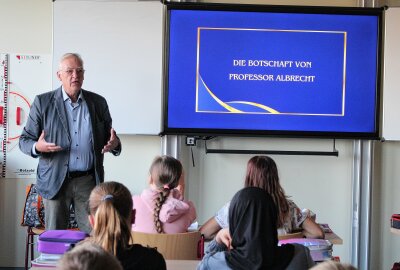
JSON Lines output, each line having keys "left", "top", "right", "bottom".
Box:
{"left": 197, "top": 28, "right": 344, "bottom": 116}
{"left": 166, "top": 8, "right": 380, "bottom": 135}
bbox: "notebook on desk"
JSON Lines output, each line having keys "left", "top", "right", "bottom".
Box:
{"left": 279, "top": 238, "right": 333, "bottom": 262}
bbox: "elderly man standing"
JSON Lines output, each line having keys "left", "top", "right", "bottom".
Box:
{"left": 19, "top": 53, "right": 121, "bottom": 233}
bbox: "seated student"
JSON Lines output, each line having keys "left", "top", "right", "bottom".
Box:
{"left": 132, "top": 155, "right": 196, "bottom": 233}
{"left": 197, "top": 187, "right": 315, "bottom": 270}
{"left": 57, "top": 242, "right": 122, "bottom": 270}
{"left": 87, "top": 181, "right": 166, "bottom": 270}
{"left": 200, "top": 155, "right": 324, "bottom": 240}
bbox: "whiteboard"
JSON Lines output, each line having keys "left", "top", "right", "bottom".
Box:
{"left": 53, "top": 1, "right": 163, "bottom": 135}
{"left": 382, "top": 7, "right": 400, "bottom": 140}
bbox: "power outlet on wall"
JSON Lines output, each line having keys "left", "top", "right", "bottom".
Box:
{"left": 186, "top": 136, "right": 196, "bottom": 146}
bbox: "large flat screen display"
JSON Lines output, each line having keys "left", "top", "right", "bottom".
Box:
{"left": 162, "top": 3, "right": 383, "bottom": 139}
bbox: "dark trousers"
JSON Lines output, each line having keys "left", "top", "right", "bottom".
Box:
{"left": 44, "top": 174, "right": 95, "bottom": 233}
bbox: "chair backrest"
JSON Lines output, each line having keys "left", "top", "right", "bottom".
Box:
{"left": 131, "top": 231, "right": 204, "bottom": 260}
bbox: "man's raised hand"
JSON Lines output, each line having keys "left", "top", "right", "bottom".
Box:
{"left": 35, "top": 130, "right": 63, "bottom": 153}
{"left": 102, "top": 128, "right": 119, "bottom": 154}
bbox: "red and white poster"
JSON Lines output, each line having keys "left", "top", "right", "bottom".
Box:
{"left": 0, "top": 53, "right": 51, "bottom": 178}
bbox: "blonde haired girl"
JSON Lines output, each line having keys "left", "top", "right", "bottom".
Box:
{"left": 88, "top": 181, "right": 166, "bottom": 270}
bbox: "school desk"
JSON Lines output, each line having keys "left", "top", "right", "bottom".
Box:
{"left": 30, "top": 260, "right": 200, "bottom": 270}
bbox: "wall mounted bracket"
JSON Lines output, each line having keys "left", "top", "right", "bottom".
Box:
{"left": 204, "top": 138, "right": 339, "bottom": 157}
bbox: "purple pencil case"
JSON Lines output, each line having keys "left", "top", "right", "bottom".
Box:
{"left": 38, "top": 230, "right": 88, "bottom": 254}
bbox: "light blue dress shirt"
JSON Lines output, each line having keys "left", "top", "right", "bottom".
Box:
{"left": 61, "top": 88, "right": 94, "bottom": 172}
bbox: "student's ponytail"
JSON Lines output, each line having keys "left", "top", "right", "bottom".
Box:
{"left": 88, "top": 182, "right": 133, "bottom": 255}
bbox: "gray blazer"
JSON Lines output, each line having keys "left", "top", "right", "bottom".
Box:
{"left": 19, "top": 87, "right": 121, "bottom": 199}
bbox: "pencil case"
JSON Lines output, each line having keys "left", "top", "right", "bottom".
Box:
{"left": 38, "top": 230, "right": 88, "bottom": 254}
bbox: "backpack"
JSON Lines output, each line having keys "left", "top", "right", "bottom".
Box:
{"left": 21, "top": 183, "right": 79, "bottom": 229}
{"left": 21, "top": 184, "right": 45, "bottom": 228}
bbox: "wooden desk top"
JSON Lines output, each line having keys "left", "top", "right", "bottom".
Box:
{"left": 277, "top": 230, "right": 343, "bottom": 245}
{"left": 30, "top": 260, "right": 200, "bottom": 270}
{"left": 325, "top": 231, "right": 343, "bottom": 245}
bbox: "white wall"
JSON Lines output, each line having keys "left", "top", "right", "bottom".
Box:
{"left": 0, "top": 0, "right": 52, "bottom": 54}
{"left": 372, "top": 142, "right": 400, "bottom": 270}
{"left": 1, "top": 0, "right": 399, "bottom": 269}
{"left": 382, "top": 7, "right": 400, "bottom": 140}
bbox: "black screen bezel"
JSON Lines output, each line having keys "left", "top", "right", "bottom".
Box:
{"left": 161, "top": 2, "right": 384, "bottom": 140}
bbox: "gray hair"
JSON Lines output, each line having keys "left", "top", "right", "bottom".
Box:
{"left": 58, "top": 53, "right": 84, "bottom": 70}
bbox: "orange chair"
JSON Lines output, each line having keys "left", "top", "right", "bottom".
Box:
{"left": 24, "top": 226, "right": 45, "bottom": 270}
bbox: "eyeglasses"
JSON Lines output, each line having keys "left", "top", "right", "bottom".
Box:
{"left": 60, "top": 68, "right": 85, "bottom": 76}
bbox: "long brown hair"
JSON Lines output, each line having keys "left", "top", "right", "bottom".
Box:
{"left": 150, "top": 155, "right": 183, "bottom": 233}
{"left": 244, "top": 156, "right": 289, "bottom": 227}
{"left": 88, "top": 181, "right": 133, "bottom": 255}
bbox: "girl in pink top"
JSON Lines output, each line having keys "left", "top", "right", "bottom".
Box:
{"left": 132, "top": 155, "right": 197, "bottom": 233}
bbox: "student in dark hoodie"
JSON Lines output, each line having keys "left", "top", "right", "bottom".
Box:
{"left": 132, "top": 155, "right": 196, "bottom": 233}
{"left": 197, "top": 187, "right": 315, "bottom": 270}
{"left": 87, "top": 181, "right": 166, "bottom": 270}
